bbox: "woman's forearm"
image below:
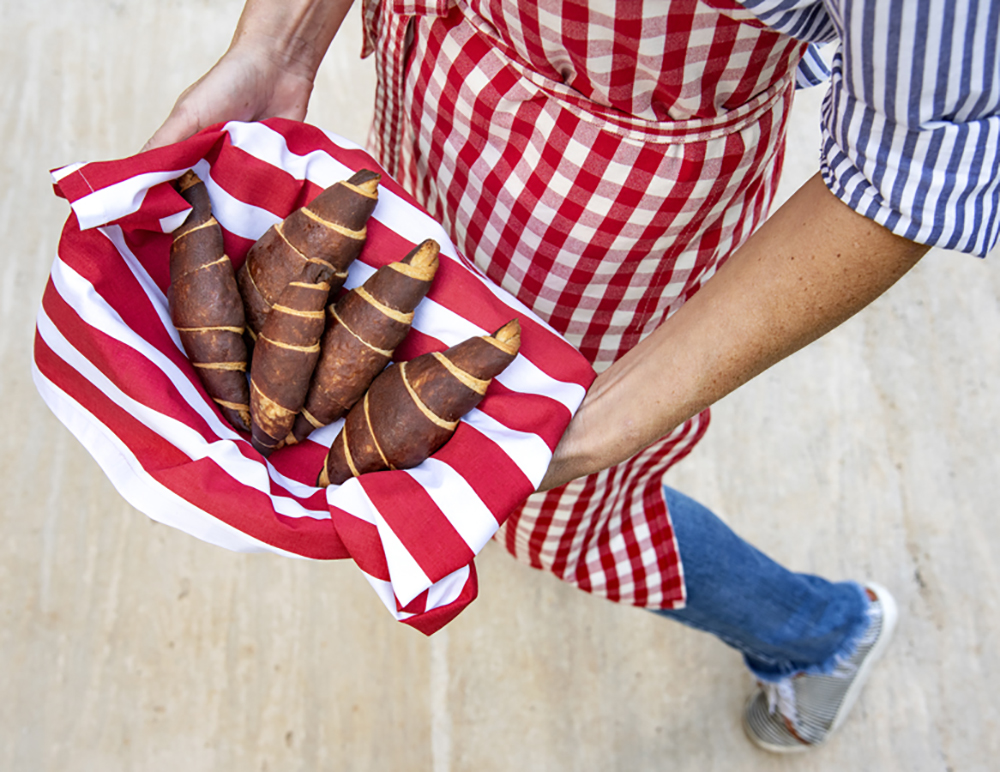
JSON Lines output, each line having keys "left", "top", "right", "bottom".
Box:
{"left": 229, "top": 0, "right": 355, "bottom": 79}
{"left": 539, "top": 174, "right": 929, "bottom": 490}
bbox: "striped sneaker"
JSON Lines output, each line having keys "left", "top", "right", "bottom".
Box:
{"left": 742, "top": 583, "right": 899, "bottom": 753}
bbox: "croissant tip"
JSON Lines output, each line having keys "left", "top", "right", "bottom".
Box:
{"left": 176, "top": 169, "right": 201, "bottom": 192}
{"left": 357, "top": 178, "right": 380, "bottom": 196}
{"left": 408, "top": 239, "right": 441, "bottom": 270}
{"left": 347, "top": 169, "right": 381, "bottom": 196}
{"left": 492, "top": 319, "right": 521, "bottom": 353}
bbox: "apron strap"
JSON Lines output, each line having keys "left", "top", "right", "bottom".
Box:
{"left": 363, "top": 0, "right": 456, "bottom": 178}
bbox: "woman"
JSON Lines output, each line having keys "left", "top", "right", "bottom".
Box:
{"left": 144, "top": 0, "right": 997, "bottom": 752}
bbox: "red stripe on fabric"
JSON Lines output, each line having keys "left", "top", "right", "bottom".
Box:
{"left": 429, "top": 422, "right": 534, "bottom": 523}
{"left": 402, "top": 562, "right": 478, "bottom": 635}
{"left": 422, "top": 256, "right": 595, "bottom": 388}
{"left": 34, "top": 334, "right": 343, "bottom": 558}
{"left": 472, "top": 380, "right": 570, "bottom": 451}
{"left": 119, "top": 224, "right": 174, "bottom": 296}
{"left": 52, "top": 129, "right": 227, "bottom": 202}
{"left": 361, "top": 473, "right": 476, "bottom": 581}
{"left": 328, "top": 508, "right": 392, "bottom": 581}
{"left": 44, "top": 252, "right": 335, "bottom": 509}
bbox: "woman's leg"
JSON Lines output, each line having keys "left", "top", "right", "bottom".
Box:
{"left": 654, "top": 485, "right": 872, "bottom": 681}
{"left": 654, "top": 485, "right": 897, "bottom": 752}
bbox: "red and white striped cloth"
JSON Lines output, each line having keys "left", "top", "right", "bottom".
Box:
{"left": 363, "top": 0, "right": 807, "bottom": 608}
{"left": 33, "top": 119, "right": 594, "bottom": 634}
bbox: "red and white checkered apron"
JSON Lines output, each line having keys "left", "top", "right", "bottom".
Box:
{"left": 362, "top": 0, "right": 807, "bottom": 608}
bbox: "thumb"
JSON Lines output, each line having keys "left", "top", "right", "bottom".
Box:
{"left": 141, "top": 108, "right": 201, "bottom": 153}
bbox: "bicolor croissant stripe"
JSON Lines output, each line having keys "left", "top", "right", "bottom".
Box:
{"left": 237, "top": 169, "right": 381, "bottom": 337}
{"left": 318, "top": 319, "right": 521, "bottom": 487}
{"left": 249, "top": 260, "right": 333, "bottom": 456}
{"left": 169, "top": 170, "right": 251, "bottom": 433}
{"left": 291, "top": 239, "right": 440, "bottom": 444}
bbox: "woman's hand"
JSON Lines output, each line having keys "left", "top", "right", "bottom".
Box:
{"left": 142, "top": 47, "right": 315, "bottom": 151}
{"left": 142, "top": 0, "right": 354, "bottom": 151}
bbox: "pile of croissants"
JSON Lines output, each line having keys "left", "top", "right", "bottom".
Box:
{"left": 168, "top": 169, "right": 520, "bottom": 487}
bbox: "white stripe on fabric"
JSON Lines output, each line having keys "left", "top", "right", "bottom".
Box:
{"left": 36, "top": 301, "right": 325, "bottom": 521}
{"left": 61, "top": 169, "right": 190, "bottom": 231}
{"left": 159, "top": 210, "right": 191, "bottom": 234}
{"left": 223, "top": 120, "right": 366, "bottom": 188}
{"left": 48, "top": 257, "right": 327, "bottom": 513}
{"left": 406, "top": 459, "right": 499, "bottom": 551}
{"left": 189, "top": 158, "right": 281, "bottom": 242}
{"left": 425, "top": 564, "right": 471, "bottom": 610}
{"left": 494, "top": 349, "right": 587, "bottom": 414}
{"left": 359, "top": 571, "right": 416, "bottom": 621}
{"left": 354, "top": 479, "right": 436, "bottom": 606}
{"left": 32, "top": 360, "right": 313, "bottom": 559}
{"left": 51, "top": 161, "right": 87, "bottom": 182}
{"left": 322, "top": 474, "right": 377, "bottom": 524}
{"left": 460, "top": 408, "right": 553, "bottom": 488}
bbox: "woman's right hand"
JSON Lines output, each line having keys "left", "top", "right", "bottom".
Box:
{"left": 142, "top": 0, "right": 354, "bottom": 151}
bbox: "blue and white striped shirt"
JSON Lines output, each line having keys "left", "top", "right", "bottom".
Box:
{"left": 737, "top": 0, "right": 1000, "bottom": 256}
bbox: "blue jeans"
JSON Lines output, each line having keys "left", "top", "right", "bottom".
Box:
{"left": 653, "top": 486, "right": 872, "bottom": 683}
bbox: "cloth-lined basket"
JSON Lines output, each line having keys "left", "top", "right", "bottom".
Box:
{"left": 33, "top": 119, "right": 593, "bottom": 634}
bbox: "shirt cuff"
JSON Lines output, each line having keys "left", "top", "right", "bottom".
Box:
{"left": 819, "top": 91, "right": 1000, "bottom": 258}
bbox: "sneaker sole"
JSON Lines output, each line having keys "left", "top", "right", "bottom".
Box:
{"left": 828, "top": 581, "right": 898, "bottom": 735}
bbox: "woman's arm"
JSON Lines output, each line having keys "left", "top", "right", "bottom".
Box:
{"left": 539, "top": 173, "right": 929, "bottom": 491}
{"left": 143, "top": 0, "right": 354, "bottom": 150}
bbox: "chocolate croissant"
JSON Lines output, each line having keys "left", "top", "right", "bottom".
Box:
{"left": 238, "top": 169, "right": 380, "bottom": 338}
{"left": 168, "top": 171, "right": 251, "bottom": 433}
{"left": 249, "top": 260, "right": 332, "bottom": 456}
{"left": 290, "top": 239, "right": 440, "bottom": 445}
{"left": 318, "top": 319, "right": 521, "bottom": 487}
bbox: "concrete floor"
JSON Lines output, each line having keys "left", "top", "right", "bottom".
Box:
{"left": 4, "top": 1, "right": 999, "bottom": 770}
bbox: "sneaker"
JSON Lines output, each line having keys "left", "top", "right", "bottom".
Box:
{"left": 742, "top": 582, "right": 899, "bottom": 753}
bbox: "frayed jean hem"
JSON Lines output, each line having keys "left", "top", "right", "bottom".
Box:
{"left": 743, "top": 581, "right": 873, "bottom": 683}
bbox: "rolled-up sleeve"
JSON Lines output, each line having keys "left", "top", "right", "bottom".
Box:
{"left": 820, "top": 0, "right": 1000, "bottom": 256}
{"left": 736, "top": 0, "right": 1000, "bottom": 256}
